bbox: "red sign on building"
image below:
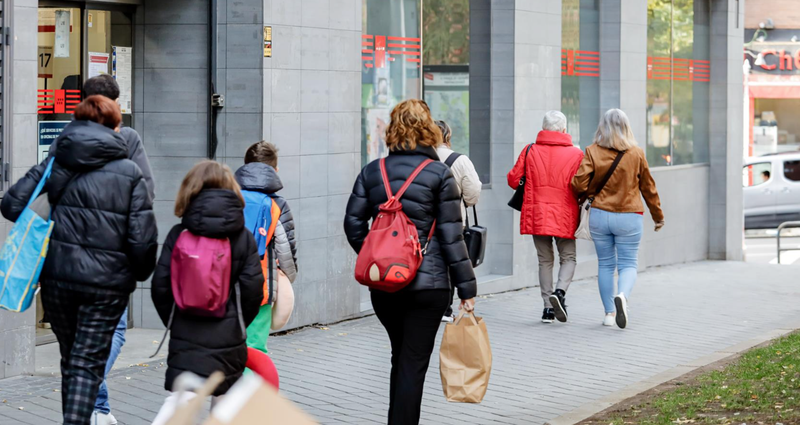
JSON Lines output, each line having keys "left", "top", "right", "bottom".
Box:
{"left": 362, "top": 34, "right": 421, "bottom": 69}
{"left": 647, "top": 57, "right": 710, "bottom": 82}
{"left": 561, "top": 49, "right": 600, "bottom": 77}
{"left": 38, "top": 89, "right": 81, "bottom": 114}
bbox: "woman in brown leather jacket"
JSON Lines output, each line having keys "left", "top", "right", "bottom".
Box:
{"left": 572, "top": 109, "right": 664, "bottom": 329}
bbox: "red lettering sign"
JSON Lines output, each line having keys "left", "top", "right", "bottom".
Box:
{"left": 362, "top": 34, "right": 421, "bottom": 69}
{"left": 760, "top": 50, "right": 778, "bottom": 70}
{"left": 647, "top": 57, "right": 710, "bottom": 82}
{"left": 779, "top": 49, "right": 793, "bottom": 70}
{"left": 38, "top": 89, "right": 81, "bottom": 114}
{"left": 561, "top": 49, "right": 600, "bottom": 77}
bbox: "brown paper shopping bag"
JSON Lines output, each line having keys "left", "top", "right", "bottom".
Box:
{"left": 439, "top": 310, "right": 492, "bottom": 403}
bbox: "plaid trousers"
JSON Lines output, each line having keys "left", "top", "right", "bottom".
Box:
{"left": 40, "top": 284, "right": 128, "bottom": 425}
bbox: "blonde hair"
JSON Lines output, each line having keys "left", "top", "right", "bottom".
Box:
{"left": 174, "top": 160, "right": 244, "bottom": 217}
{"left": 385, "top": 99, "right": 443, "bottom": 151}
{"left": 594, "top": 109, "right": 637, "bottom": 151}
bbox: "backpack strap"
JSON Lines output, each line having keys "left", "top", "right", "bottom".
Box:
{"left": 444, "top": 152, "right": 462, "bottom": 169}
{"left": 150, "top": 304, "right": 175, "bottom": 358}
{"left": 379, "top": 158, "right": 438, "bottom": 253}
{"left": 379, "top": 158, "right": 435, "bottom": 202}
{"left": 234, "top": 280, "right": 246, "bottom": 335}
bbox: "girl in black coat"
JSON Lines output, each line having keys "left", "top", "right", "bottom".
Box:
{"left": 344, "top": 99, "right": 477, "bottom": 425}
{"left": 150, "top": 161, "right": 263, "bottom": 411}
{"left": 0, "top": 96, "right": 158, "bottom": 425}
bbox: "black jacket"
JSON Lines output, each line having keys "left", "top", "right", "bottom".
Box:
{"left": 151, "top": 189, "right": 264, "bottom": 396}
{"left": 1, "top": 120, "right": 158, "bottom": 295}
{"left": 48, "top": 126, "right": 156, "bottom": 200}
{"left": 344, "top": 146, "right": 477, "bottom": 300}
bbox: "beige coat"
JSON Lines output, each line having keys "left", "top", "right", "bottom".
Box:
{"left": 437, "top": 146, "right": 482, "bottom": 222}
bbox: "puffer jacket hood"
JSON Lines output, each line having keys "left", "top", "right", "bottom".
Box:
{"left": 54, "top": 120, "right": 128, "bottom": 172}
{"left": 234, "top": 163, "right": 283, "bottom": 194}
{"left": 344, "top": 144, "right": 477, "bottom": 300}
{"left": 151, "top": 188, "right": 264, "bottom": 396}
{"left": 0, "top": 120, "right": 158, "bottom": 295}
{"left": 182, "top": 189, "right": 245, "bottom": 239}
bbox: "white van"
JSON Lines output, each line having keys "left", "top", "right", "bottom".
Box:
{"left": 744, "top": 152, "right": 800, "bottom": 229}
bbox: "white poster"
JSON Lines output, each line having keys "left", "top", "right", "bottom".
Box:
{"left": 54, "top": 10, "right": 70, "bottom": 58}
{"left": 88, "top": 52, "right": 110, "bottom": 78}
{"left": 113, "top": 46, "right": 133, "bottom": 114}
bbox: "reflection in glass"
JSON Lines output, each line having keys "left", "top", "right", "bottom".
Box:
{"left": 561, "top": 0, "right": 600, "bottom": 149}
{"left": 361, "top": 0, "right": 422, "bottom": 165}
{"left": 646, "top": 0, "right": 710, "bottom": 167}
{"left": 422, "top": 0, "right": 470, "bottom": 155}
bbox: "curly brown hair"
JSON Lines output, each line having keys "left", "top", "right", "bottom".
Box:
{"left": 385, "top": 99, "right": 443, "bottom": 152}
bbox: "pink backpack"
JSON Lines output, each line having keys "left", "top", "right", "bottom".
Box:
{"left": 151, "top": 230, "right": 244, "bottom": 358}
{"left": 170, "top": 230, "right": 232, "bottom": 317}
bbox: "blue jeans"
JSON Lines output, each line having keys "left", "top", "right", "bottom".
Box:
{"left": 94, "top": 308, "right": 127, "bottom": 414}
{"left": 589, "top": 209, "right": 643, "bottom": 314}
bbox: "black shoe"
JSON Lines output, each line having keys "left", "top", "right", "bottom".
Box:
{"left": 549, "top": 289, "right": 568, "bottom": 323}
{"left": 541, "top": 308, "right": 555, "bottom": 323}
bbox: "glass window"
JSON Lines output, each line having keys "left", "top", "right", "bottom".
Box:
{"left": 422, "top": 0, "right": 470, "bottom": 154}
{"left": 88, "top": 10, "right": 134, "bottom": 127}
{"left": 784, "top": 160, "right": 800, "bottom": 182}
{"left": 561, "top": 0, "right": 600, "bottom": 149}
{"left": 361, "top": 0, "right": 422, "bottom": 165}
{"left": 743, "top": 163, "right": 772, "bottom": 187}
{"left": 646, "top": 0, "right": 710, "bottom": 167}
{"left": 38, "top": 8, "right": 83, "bottom": 162}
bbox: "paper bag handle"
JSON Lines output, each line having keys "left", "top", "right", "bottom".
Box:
{"left": 453, "top": 310, "right": 479, "bottom": 326}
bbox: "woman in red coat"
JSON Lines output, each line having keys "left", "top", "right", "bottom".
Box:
{"left": 507, "top": 111, "right": 584, "bottom": 324}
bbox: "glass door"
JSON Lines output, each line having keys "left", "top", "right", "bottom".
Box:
{"left": 35, "top": 4, "right": 135, "bottom": 343}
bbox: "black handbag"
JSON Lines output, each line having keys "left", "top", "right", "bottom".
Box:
{"left": 463, "top": 204, "right": 487, "bottom": 268}
{"left": 444, "top": 152, "right": 487, "bottom": 268}
{"left": 508, "top": 144, "right": 533, "bottom": 211}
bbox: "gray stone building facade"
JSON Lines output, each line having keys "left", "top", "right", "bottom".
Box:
{"left": 0, "top": 0, "right": 744, "bottom": 379}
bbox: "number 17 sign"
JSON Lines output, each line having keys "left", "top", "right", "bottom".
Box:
{"left": 38, "top": 46, "right": 53, "bottom": 79}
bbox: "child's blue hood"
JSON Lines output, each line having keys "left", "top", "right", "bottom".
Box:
{"left": 234, "top": 162, "right": 283, "bottom": 194}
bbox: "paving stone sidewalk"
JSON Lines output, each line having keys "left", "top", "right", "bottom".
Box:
{"left": 2, "top": 261, "right": 800, "bottom": 425}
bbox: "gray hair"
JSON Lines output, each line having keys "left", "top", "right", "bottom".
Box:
{"left": 594, "top": 108, "right": 637, "bottom": 151}
{"left": 542, "top": 110, "right": 567, "bottom": 132}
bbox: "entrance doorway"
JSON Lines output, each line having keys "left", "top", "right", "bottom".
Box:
{"left": 36, "top": 1, "right": 136, "bottom": 345}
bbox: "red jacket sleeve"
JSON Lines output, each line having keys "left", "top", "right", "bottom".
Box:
{"left": 507, "top": 145, "right": 530, "bottom": 190}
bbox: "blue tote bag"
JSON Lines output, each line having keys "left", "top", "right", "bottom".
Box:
{"left": 0, "top": 158, "right": 56, "bottom": 312}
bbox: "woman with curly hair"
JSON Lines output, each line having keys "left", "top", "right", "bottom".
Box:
{"left": 344, "top": 99, "right": 477, "bottom": 425}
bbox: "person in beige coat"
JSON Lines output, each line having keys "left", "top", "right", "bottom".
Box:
{"left": 435, "top": 120, "right": 482, "bottom": 321}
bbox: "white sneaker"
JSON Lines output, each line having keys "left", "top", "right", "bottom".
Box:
{"left": 92, "top": 411, "right": 118, "bottom": 425}
{"left": 602, "top": 314, "right": 615, "bottom": 326}
{"left": 441, "top": 315, "right": 454, "bottom": 323}
{"left": 614, "top": 294, "right": 628, "bottom": 329}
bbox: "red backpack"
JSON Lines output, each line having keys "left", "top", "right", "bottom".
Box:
{"left": 354, "top": 158, "right": 435, "bottom": 292}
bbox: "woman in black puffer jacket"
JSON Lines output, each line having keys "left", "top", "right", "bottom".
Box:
{"left": 0, "top": 96, "right": 157, "bottom": 425}
{"left": 151, "top": 161, "right": 263, "bottom": 409}
{"left": 344, "top": 99, "right": 477, "bottom": 425}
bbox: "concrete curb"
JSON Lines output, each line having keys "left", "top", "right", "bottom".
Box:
{"left": 544, "top": 324, "right": 800, "bottom": 425}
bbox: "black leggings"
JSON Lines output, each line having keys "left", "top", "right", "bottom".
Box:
{"left": 371, "top": 289, "right": 450, "bottom": 425}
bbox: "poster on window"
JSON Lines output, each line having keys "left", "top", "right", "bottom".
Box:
{"left": 54, "top": 10, "right": 70, "bottom": 58}
{"left": 88, "top": 52, "right": 110, "bottom": 78}
{"left": 113, "top": 47, "right": 133, "bottom": 114}
{"left": 365, "top": 108, "right": 391, "bottom": 162}
{"left": 423, "top": 71, "right": 470, "bottom": 154}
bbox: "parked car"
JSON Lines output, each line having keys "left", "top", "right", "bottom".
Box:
{"left": 744, "top": 152, "right": 800, "bottom": 229}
